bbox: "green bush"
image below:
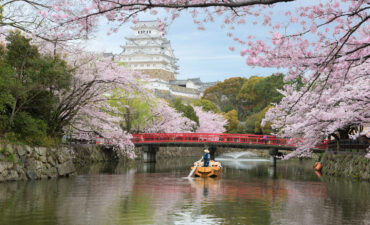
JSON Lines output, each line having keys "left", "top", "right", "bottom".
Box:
{"left": 192, "top": 99, "right": 220, "bottom": 113}
{"left": 0, "top": 146, "right": 15, "bottom": 162}
{"left": 40, "top": 136, "right": 60, "bottom": 148}
{"left": 173, "top": 98, "right": 199, "bottom": 129}
{"left": 0, "top": 31, "right": 72, "bottom": 145}
{"left": 12, "top": 112, "right": 47, "bottom": 146}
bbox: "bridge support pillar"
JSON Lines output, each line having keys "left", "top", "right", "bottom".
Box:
{"left": 209, "top": 146, "right": 217, "bottom": 161}
{"left": 142, "top": 145, "right": 158, "bottom": 163}
{"left": 142, "top": 163, "right": 156, "bottom": 173}
{"left": 270, "top": 156, "right": 277, "bottom": 167}
{"left": 269, "top": 148, "right": 280, "bottom": 167}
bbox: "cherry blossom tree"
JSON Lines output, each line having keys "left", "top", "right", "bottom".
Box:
{"left": 251, "top": 1, "right": 370, "bottom": 158}
{"left": 23, "top": 39, "right": 201, "bottom": 157}
{"left": 262, "top": 63, "right": 369, "bottom": 158}
{"left": 193, "top": 106, "right": 227, "bottom": 133}
{"left": 143, "top": 101, "right": 227, "bottom": 134}
{"left": 106, "top": 89, "right": 196, "bottom": 134}
{"left": 143, "top": 99, "right": 196, "bottom": 133}
{"left": 57, "top": 52, "right": 200, "bottom": 157}
{"left": 43, "top": 0, "right": 294, "bottom": 36}
{"left": 0, "top": 0, "right": 95, "bottom": 43}
{"left": 47, "top": 46, "right": 146, "bottom": 158}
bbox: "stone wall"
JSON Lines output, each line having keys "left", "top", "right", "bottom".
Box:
{"left": 321, "top": 152, "right": 370, "bottom": 180}
{"left": 154, "top": 89, "right": 199, "bottom": 103}
{"left": 133, "top": 146, "right": 274, "bottom": 160}
{"left": 0, "top": 143, "right": 76, "bottom": 182}
{"left": 139, "top": 69, "right": 175, "bottom": 81}
{"left": 157, "top": 146, "right": 204, "bottom": 158}
{"left": 0, "top": 144, "right": 116, "bottom": 182}
{"left": 71, "top": 145, "right": 117, "bottom": 167}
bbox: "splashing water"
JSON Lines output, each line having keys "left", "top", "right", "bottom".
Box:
{"left": 220, "top": 151, "right": 258, "bottom": 159}
{"left": 216, "top": 151, "right": 270, "bottom": 165}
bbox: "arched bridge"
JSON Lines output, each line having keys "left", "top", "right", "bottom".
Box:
{"left": 128, "top": 133, "right": 328, "bottom": 162}
{"left": 131, "top": 133, "right": 328, "bottom": 150}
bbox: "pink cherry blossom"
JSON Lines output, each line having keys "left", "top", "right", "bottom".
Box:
{"left": 144, "top": 100, "right": 196, "bottom": 133}
{"left": 193, "top": 106, "right": 227, "bottom": 133}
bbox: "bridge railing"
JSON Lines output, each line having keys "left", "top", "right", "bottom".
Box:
{"left": 131, "top": 133, "right": 329, "bottom": 149}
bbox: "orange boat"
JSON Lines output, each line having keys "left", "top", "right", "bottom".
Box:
{"left": 190, "top": 160, "right": 222, "bottom": 178}
{"left": 313, "top": 162, "right": 323, "bottom": 171}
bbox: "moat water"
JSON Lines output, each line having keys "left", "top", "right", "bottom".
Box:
{"left": 0, "top": 154, "right": 369, "bottom": 225}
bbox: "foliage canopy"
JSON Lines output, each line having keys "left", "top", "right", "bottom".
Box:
{"left": 0, "top": 31, "right": 71, "bottom": 145}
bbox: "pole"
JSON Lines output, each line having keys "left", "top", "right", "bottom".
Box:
{"left": 187, "top": 157, "right": 203, "bottom": 177}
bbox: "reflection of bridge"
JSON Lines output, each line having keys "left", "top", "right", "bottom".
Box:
{"left": 130, "top": 133, "right": 328, "bottom": 162}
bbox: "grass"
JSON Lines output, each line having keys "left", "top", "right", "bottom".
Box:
{"left": 0, "top": 133, "right": 61, "bottom": 148}
{"left": 0, "top": 145, "right": 15, "bottom": 162}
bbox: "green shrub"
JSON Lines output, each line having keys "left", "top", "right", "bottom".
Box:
{"left": 40, "top": 136, "right": 60, "bottom": 148}
{"left": 0, "top": 31, "right": 72, "bottom": 145}
{"left": 12, "top": 112, "right": 47, "bottom": 146}
{"left": 0, "top": 146, "right": 15, "bottom": 162}
{"left": 173, "top": 98, "right": 199, "bottom": 130}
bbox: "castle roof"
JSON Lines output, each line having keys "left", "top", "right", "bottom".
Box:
{"left": 169, "top": 78, "right": 203, "bottom": 85}
{"left": 130, "top": 21, "right": 162, "bottom": 30}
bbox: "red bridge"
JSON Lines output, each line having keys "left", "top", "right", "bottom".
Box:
{"left": 96, "top": 133, "right": 328, "bottom": 163}
{"left": 131, "top": 133, "right": 328, "bottom": 150}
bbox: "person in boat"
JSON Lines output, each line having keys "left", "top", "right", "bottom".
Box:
{"left": 203, "top": 149, "right": 210, "bottom": 167}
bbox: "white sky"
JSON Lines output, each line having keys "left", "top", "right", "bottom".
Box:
{"left": 84, "top": 1, "right": 313, "bottom": 82}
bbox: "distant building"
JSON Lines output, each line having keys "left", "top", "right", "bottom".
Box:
{"left": 113, "top": 20, "right": 216, "bottom": 100}
{"left": 144, "top": 78, "right": 216, "bottom": 100}
{"left": 169, "top": 78, "right": 216, "bottom": 93}
{"left": 119, "top": 20, "right": 178, "bottom": 82}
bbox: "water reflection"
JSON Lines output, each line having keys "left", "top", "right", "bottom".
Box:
{"left": 0, "top": 158, "right": 369, "bottom": 225}
{"left": 56, "top": 169, "right": 136, "bottom": 225}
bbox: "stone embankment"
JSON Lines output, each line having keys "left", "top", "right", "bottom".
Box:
{"left": 321, "top": 152, "right": 370, "bottom": 181}
{"left": 134, "top": 146, "right": 274, "bottom": 159}
{"left": 0, "top": 144, "right": 76, "bottom": 182}
{"left": 0, "top": 144, "right": 114, "bottom": 182}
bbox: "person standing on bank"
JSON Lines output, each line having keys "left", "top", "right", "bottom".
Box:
{"left": 203, "top": 149, "right": 210, "bottom": 167}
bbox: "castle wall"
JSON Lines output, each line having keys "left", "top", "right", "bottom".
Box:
{"left": 139, "top": 69, "right": 175, "bottom": 82}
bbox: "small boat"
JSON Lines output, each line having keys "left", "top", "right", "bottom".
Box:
{"left": 313, "top": 162, "right": 323, "bottom": 172}
{"left": 190, "top": 160, "right": 222, "bottom": 178}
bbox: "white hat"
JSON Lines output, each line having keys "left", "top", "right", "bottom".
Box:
{"left": 204, "top": 149, "right": 209, "bottom": 153}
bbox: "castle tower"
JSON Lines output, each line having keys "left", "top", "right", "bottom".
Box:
{"left": 119, "top": 21, "right": 178, "bottom": 81}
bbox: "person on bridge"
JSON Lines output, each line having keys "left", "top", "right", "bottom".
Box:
{"left": 203, "top": 149, "right": 210, "bottom": 167}
{"left": 262, "top": 135, "right": 268, "bottom": 144}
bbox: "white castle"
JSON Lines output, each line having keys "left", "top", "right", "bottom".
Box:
{"left": 118, "top": 20, "right": 215, "bottom": 100}
{"left": 119, "top": 20, "right": 178, "bottom": 81}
